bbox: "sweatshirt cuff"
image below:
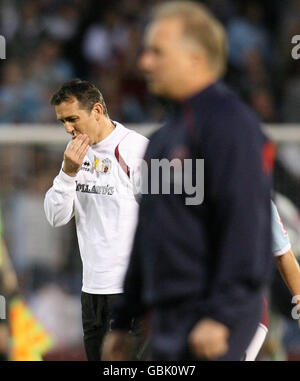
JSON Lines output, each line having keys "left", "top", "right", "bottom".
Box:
{"left": 56, "top": 169, "right": 77, "bottom": 186}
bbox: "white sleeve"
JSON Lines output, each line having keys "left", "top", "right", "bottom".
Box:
{"left": 271, "top": 200, "right": 291, "bottom": 257}
{"left": 44, "top": 168, "right": 76, "bottom": 227}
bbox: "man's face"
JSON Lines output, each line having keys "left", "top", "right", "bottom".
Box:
{"left": 139, "top": 17, "right": 199, "bottom": 99}
{"left": 55, "top": 97, "right": 97, "bottom": 145}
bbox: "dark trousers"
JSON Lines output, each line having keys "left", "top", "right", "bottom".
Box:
{"left": 149, "top": 294, "right": 263, "bottom": 361}
{"left": 81, "top": 292, "right": 149, "bottom": 361}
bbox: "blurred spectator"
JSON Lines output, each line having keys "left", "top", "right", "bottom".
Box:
{"left": 282, "top": 76, "right": 300, "bottom": 123}
{"left": 227, "top": 1, "right": 271, "bottom": 70}
{"left": 5, "top": 151, "right": 73, "bottom": 293}
{"left": 225, "top": 1, "right": 277, "bottom": 121}
{"left": 0, "top": 0, "right": 295, "bottom": 124}
{"left": 277, "top": 0, "right": 300, "bottom": 122}
{"left": 25, "top": 38, "right": 74, "bottom": 122}
{"left": 28, "top": 39, "right": 74, "bottom": 87}
{"left": 0, "top": 0, "right": 19, "bottom": 42}
{"left": 0, "top": 61, "right": 43, "bottom": 123}
{"left": 82, "top": 10, "right": 129, "bottom": 69}
{"left": 204, "top": 0, "right": 237, "bottom": 25}
{"left": 9, "top": 0, "right": 44, "bottom": 58}
{"left": 43, "top": 2, "right": 81, "bottom": 42}
{"left": 28, "top": 283, "right": 83, "bottom": 351}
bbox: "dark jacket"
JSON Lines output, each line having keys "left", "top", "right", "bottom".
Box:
{"left": 113, "top": 81, "right": 274, "bottom": 330}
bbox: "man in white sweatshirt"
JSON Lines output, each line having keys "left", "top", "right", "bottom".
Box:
{"left": 44, "top": 79, "right": 148, "bottom": 360}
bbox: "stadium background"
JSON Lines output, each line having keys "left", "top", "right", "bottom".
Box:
{"left": 0, "top": 0, "right": 299, "bottom": 360}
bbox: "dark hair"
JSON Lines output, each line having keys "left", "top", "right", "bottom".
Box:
{"left": 50, "top": 79, "right": 108, "bottom": 116}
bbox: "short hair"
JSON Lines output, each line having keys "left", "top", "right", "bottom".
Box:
{"left": 151, "top": 1, "right": 227, "bottom": 77}
{"left": 50, "top": 79, "right": 109, "bottom": 116}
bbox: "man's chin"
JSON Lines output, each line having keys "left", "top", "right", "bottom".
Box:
{"left": 147, "top": 82, "right": 165, "bottom": 96}
{"left": 147, "top": 84, "right": 173, "bottom": 101}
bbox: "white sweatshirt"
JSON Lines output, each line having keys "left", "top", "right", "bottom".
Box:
{"left": 44, "top": 121, "right": 149, "bottom": 294}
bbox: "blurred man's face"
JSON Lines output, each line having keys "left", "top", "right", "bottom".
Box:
{"left": 55, "top": 97, "right": 99, "bottom": 145}
{"left": 139, "top": 17, "right": 200, "bottom": 100}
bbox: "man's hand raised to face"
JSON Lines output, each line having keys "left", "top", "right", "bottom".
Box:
{"left": 63, "top": 134, "right": 90, "bottom": 177}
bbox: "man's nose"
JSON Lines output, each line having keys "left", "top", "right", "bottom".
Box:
{"left": 138, "top": 52, "right": 153, "bottom": 72}
{"left": 64, "top": 122, "right": 74, "bottom": 134}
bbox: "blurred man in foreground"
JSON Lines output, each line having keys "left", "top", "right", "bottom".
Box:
{"left": 102, "top": 1, "right": 273, "bottom": 360}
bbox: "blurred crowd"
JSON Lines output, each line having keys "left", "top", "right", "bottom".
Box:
{"left": 0, "top": 0, "right": 300, "bottom": 360}
{"left": 0, "top": 0, "right": 299, "bottom": 124}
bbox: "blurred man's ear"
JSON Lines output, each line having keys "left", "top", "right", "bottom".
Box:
{"left": 187, "top": 44, "right": 208, "bottom": 69}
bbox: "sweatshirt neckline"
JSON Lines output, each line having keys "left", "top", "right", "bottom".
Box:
{"left": 92, "top": 121, "right": 120, "bottom": 149}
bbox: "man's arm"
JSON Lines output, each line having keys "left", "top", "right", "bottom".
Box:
{"left": 205, "top": 139, "right": 271, "bottom": 323}
{"left": 44, "top": 134, "right": 89, "bottom": 227}
{"left": 276, "top": 249, "right": 300, "bottom": 327}
{"left": 276, "top": 248, "right": 300, "bottom": 297}
{"left": 271, "top": 200, "right": 300, "bottom": 326}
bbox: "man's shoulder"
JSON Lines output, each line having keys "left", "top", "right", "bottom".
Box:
{"left": 114, "top": 121, "right": 148, "bottom": 144}
{"left": 213, "top": 83, "right": 260, "bottom": 125}
{"left": 115, "top": 122, "right": 149, "bottom": 160}
{"left": 203, "top": 83, "right": 263, "bottom": 140}
{"left": 119, "top": 123, "right": 149, "bottom": 150}
{"left": 124, "top": 129, "right": 149, "bottom": 146}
